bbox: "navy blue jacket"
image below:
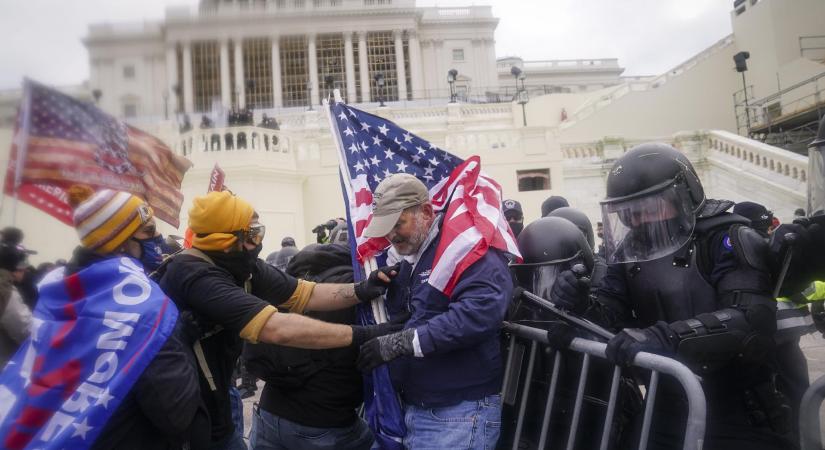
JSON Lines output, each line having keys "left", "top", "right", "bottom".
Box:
{"left": 385, "top": 236, "right": 512, "bottom": 408}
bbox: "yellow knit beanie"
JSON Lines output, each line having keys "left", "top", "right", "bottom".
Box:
{"left": 68, "top": 185, "right": 153, "bottom": 255}
{"left": 188, "top": 191, "right": 254, "bottom": 251}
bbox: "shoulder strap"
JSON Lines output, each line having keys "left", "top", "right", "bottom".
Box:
{"left": 181, "top": 248, "right": 215, "bottom": 265}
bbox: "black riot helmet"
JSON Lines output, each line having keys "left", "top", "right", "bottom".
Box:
{"left": 510, "top": 217, "right": 594, "bottom": 300}
{"left": 601, "top": 143, "right": 704, "bottom": 264}
{"left": 548, "top": 207, "right": 595, "bottom": 249}
{"left": 808, "top": 116, "right": 825, "bottom": 215}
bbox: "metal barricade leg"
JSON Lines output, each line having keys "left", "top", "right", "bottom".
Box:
{"left": 537, "top": 350, "right": 563, "bottom": 449}
{"left": 638, "top": 371, "right": 660, "bottom": 450}
{"left": 512, "top": 341, "right": 539, "bottom": 450}
{"left": 599, "top": 366, "right": 623, "bottom": 450}
{"left": 565, "top": 353, "right": 591, "bottom": 450}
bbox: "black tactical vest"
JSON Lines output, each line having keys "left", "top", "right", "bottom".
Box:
{"left": 622, "top": 210, "right": 748, "bottom": 326}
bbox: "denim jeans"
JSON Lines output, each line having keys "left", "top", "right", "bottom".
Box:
{"left": 209, "top": 430, "right": 248, "bottom": 450}
{"left": 249, "top": 406, "right": 373, "bottom": 450}
{"left": 403, "top": 395, "right": 502, "bottom": 450}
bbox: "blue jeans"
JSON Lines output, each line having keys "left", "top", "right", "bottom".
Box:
{"left": 403, "top": 395, "right": 502, "bottom": 450}
{"left": 250, "top": 407, "right": 373, "bottom": 450}
{"left": 210, "top": 429, "right": 248, "bottom": 450}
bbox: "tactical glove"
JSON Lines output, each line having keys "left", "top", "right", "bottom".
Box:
{"left": 605, "top": 321, "right": 679, "bottom": 367}
{"left": 354, "top": 263, "right": 400, "bottom": 303}
{"left": 546, "top": 321, "right": 577, "bottom": 349}
{"left": 357, "top": 328, "right": 416, "bottom": 372}
{"left": 550, "top": 268, "right": 590, "bottom": 313}
{"left": 351, "top": 321, "right": 405, "bottom": 347}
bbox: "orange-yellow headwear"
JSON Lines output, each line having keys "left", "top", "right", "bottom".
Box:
{"left": 188, "top": 191, "right": 254, "bottom": 251}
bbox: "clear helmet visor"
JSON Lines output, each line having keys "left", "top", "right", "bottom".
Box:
{"left": 601, "top": 183, "right": 696, "bottom": 264}
{"left": 809, "top": 147, "right": 825, "bottom": 215}
{"left": 531, "top": 264, "right": 563, "bottom": 300}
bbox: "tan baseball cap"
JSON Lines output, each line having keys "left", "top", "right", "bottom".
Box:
{"left": 363, "top": 174, "right": 429, "bottom": 238}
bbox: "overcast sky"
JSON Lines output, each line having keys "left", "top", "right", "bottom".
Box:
{"left": 0, "top": 0, "right": 733, "bottom": 90}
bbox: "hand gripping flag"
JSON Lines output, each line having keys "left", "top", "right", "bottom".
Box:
{"left": 326, "top": 99, "right": 521, "bottom": 448}
{"left": 0, "top": 257, "right": 178, "bottom": 450}
{"left": 4, "top": 79, "right": 192, "bottom": 227}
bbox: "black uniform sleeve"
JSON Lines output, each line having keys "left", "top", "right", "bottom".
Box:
{"left": 588, "top": 263, "right": 636, "bottom": 331}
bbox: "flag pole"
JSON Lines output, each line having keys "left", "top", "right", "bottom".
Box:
{"left": 10, "top": 80, "right": 33, "bottom": 227}
{"left": 324, "top": 90, "right": 388, "bottom": 324}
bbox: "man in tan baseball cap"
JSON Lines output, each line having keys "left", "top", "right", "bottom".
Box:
{"left": 363, "top": 173, "right": 434, "bottom": 256}
{"left": 356, "top": 172, "right": 512, "bottom": 450}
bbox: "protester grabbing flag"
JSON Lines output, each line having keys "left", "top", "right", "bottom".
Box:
{"left": 327, "top": 99, "right": 520, "bottom": 449}
{"left": 4, "top": 79, "right": 192, "bottom": 227}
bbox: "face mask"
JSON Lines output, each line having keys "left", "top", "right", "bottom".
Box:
{"left": 207, "top": 244, "right": 263, "bottom": 285}
{"left": 510, "top": 222, "right": 524, "bottom": 237}
{"left": 135, "top": 235, "right": 165, "bottom": 272}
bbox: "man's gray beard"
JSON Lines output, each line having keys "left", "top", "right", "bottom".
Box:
{"left": 396, "top": 218, "right": 431, "bottom": 255}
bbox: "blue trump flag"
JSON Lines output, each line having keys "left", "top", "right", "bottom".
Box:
{"left": 0, "top": 256, "right": 178, "bottom": 450}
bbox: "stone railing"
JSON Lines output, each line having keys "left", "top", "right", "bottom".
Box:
{"left": 175, "top": 126, "right": 290, "bottom": 156}
{"left": 706, "top": 130, "right": 808, "bottom": 188}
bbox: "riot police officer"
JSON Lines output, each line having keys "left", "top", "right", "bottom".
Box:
{"left": 552, "top": 143, "right": 795, "bottom": 450}
{"left": 547, "top": 206, "right": 607, "bottom": 285}
{"left": 504, "top": 217, "right": 640, "bottom": 449}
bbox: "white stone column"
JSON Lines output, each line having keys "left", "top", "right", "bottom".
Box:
{"left": 219, "top": 38, "right": 231, "bottom": 109}
{"left": 420, "top": 39, "right": 434, "bottom": 97}
{"left": 407, "top": 30, "right": 423, "bottom": 100}
{"left": 393, "top": 29, "right": 407, "bottom": 101}
{"left": 308, "top": 33, "right": 320, "bottom": 107}
{"left": 343, "top": 32, "right": 357, "bottom": 103}
{"left": 182, "top": 41, "right": 195, "bottom": 113}
{"left": 271, "top": 35, "right": 282, "bottom": 108}
{"left": 471, "top": 38, "right": 483, "bottom": 92}
{"left": 358, "top": 31, "right": 370, "bottom": 102}
{"left": 433, "top": 39, "right": 445, "bottom": 97}
{"left": 485, "top": 38, "right": 499, "bottom": 90}
{"left": 165, "top": 43, "right": 178, "bottom": 110}
{"left": 234, "top": 38, "right": 245, "bottom": 109}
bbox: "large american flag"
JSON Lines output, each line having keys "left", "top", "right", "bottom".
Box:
{"left": 328, "top": 101, "right": 520, "bottom": 296}
{"left": 4, "top": 80, "right": 192, "bottom": 227}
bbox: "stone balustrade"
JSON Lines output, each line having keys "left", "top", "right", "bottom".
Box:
{"left": 175, "top": 126, "right": 290, "bottom": 156}
{"left": 706, "top": 129, "right": 808, "bottom": 187}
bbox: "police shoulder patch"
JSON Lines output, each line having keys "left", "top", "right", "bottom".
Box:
{"left": 722, "top": 234, "right": 733, "bottom": 251}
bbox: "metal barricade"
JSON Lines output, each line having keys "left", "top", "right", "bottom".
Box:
{"left": 501, "top": 322, "right": 707, "bottom": 450}
{"left": 800, "top": 373, "right": 825, "bottom": 450}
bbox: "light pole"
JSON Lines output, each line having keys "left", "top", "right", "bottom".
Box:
{"left": 374, "top": 73, "right": 386, "bottom": 107}
{"left": 447, "top": 69, "right": 458, "bottom": 103}
{"left": 734, "top": 51, "right": 751, "bottom": 135}
{"left": 511, "top": 66, "right": 528, "bottom": 126}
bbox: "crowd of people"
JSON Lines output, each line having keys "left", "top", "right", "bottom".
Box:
{"left": 0, "top": 139, "right": 823, "bottom": 450}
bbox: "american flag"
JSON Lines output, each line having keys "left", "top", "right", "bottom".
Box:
{"left": 328, "top": 101, "right": 520, "bottom": 296}
{"left": 4, "top": 80, "right": 192, "bottom": 227}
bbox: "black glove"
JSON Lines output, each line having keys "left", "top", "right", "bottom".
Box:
{"left": 550, "top": 268, "right": 590, "bottom": 313}
{"left": 605, "top": 321, "right": 679, "bottom": 367}
{"left": 351, "top": 321, "right": 405, "bottom": 347}
{"left": 354, "top": 264, "right": 400, "bottom": 303}
{"left": 357, "top": 328, "right": 416, "bottom": 372}
{"left": 546, "top": 321, "right": 577, "bottom": 349}
{"left": 770, "top": 223, "right": 821, "bottom": 296}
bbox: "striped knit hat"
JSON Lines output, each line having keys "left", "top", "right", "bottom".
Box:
{"left": 68, "top": 185, "right": 154, "bottom": 254}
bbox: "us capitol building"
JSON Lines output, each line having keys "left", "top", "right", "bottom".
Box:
{"left": 0, "top": 0, "right": 821, "bottom": 261}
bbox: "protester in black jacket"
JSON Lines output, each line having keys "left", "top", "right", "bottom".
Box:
{"left": 246, "top": 244, "right": 373, "bottom": 450}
